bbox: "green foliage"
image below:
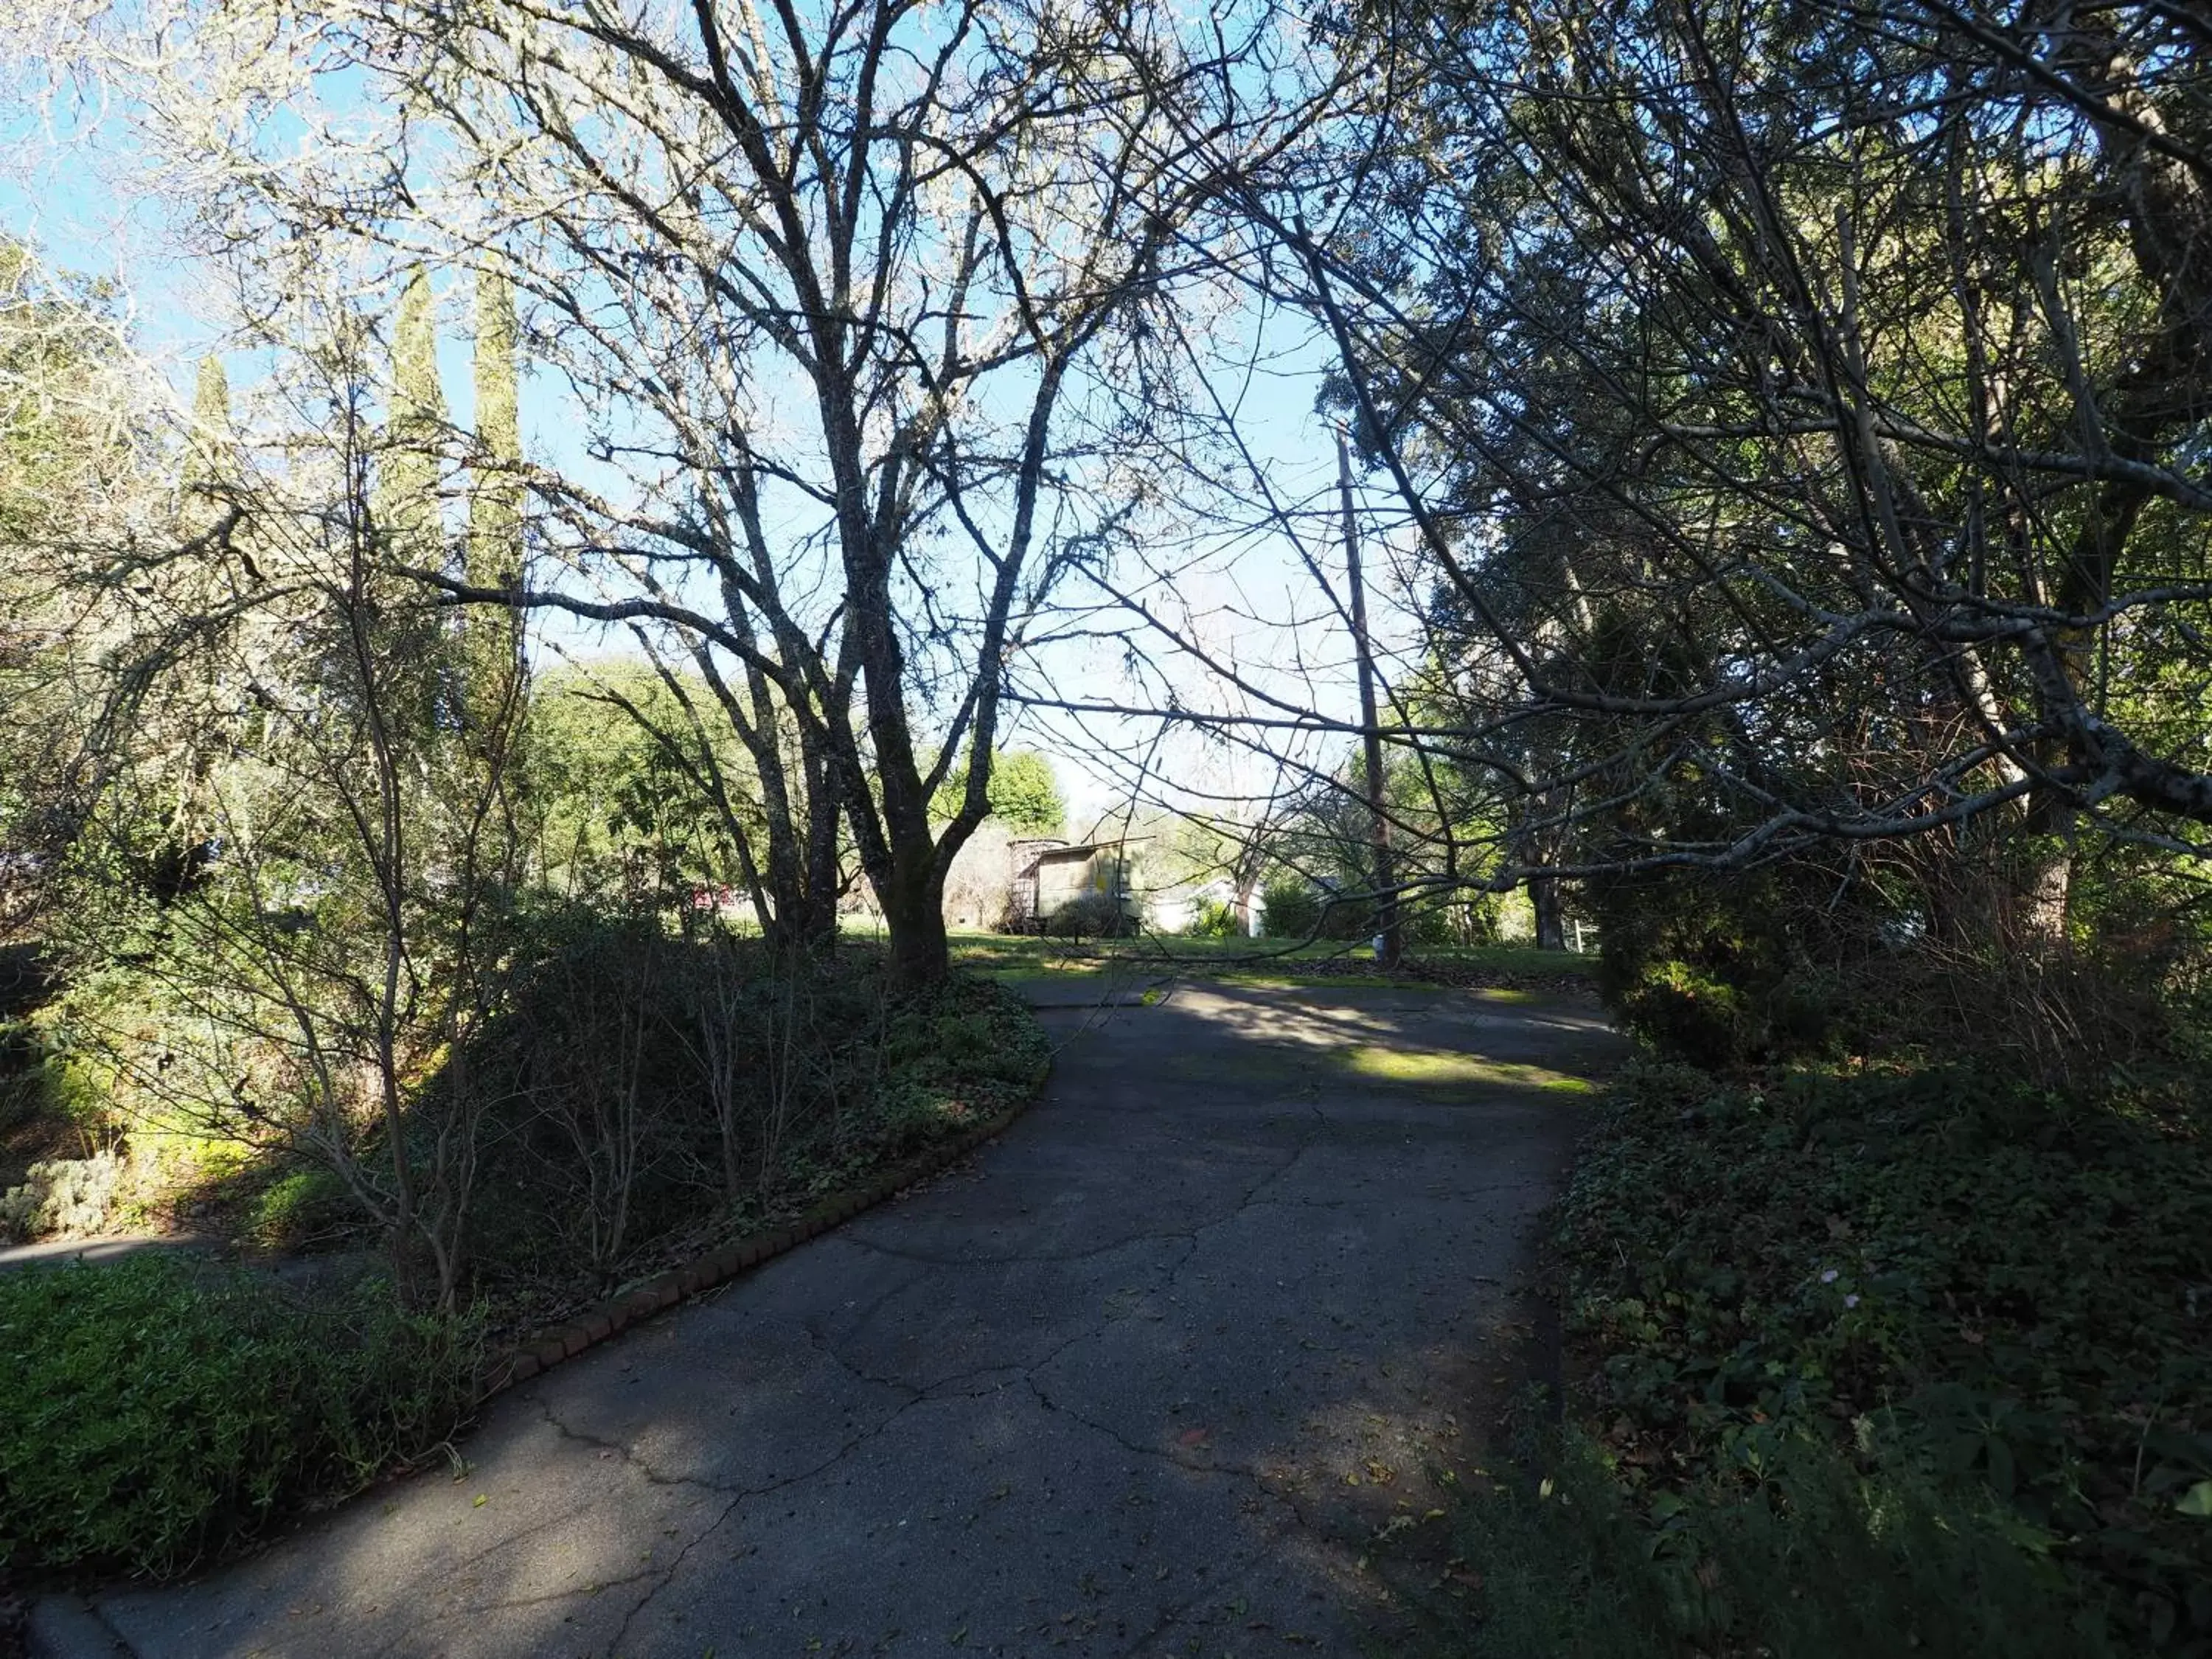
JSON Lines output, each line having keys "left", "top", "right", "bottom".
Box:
{"left": 1041, "top": 891, "right": 1135, "bottom": 939}
{"left": 1552, "top": 1060, "right": 2212, "bottom": 1651}
{"left": 1260, "top": 877, "right": 1371, "bottom": 942}
{"left": 1260, "top": 877, "right": 1321, "bottom": 939}
{"left": 467, "top": 263, "right": 521, "bottom": 584}
{"left": 1431, "top": 1419, "right": 2109, "bottom": 1658}
{"left": 877, "top": 975, "right": 1052, "bottom": 1127}
{"left": 931, "top": 748, "right": 1066, "bottom": 836}
{"left": 249, "top": 1164, "right": 353, "bottom": 1250}
{"left": 1186, "top": 896, "right": 1239, "bottom": 939}
{"left": 185, "top": 357, "right": 230, "bottom": 487}
{"left": 1591, "top": 869, "right": 1835, "bottom": 1067}
{"left": 0, "top": 1255, "right": 481, "bottom": 1578}
{"left": 462, "top": 263, "right": 523, "bottom": 733}
{"left": 453, "top": 908, "right": 1053, "bottom": 1287}
{"left": 377, "top": 265, "right": 446, "bottom": 562}
{"left": 526, "top": 663, "right": 755, "bottom": 894}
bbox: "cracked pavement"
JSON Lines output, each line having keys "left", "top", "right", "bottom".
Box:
{"left": 32, "top": 978, "right": 1621, "bottom": 1659}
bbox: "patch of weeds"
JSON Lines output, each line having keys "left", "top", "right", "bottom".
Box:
{"left": 0, "top": 1254, "right": 482, "bottom": 1579}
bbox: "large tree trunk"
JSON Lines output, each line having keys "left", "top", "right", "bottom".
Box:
{"left": 880, "top": 837, "right": 950, "bottom": 992}
{"left": 1528, "top": 871, "right": 1566, "bottom": 952}
{"left": 2010, "top": 787, "right": 2076, "bottom": 947}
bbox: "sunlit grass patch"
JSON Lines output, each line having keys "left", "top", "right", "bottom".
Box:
{"left": 1211, "top": 971, "right": 1410, "bottom": 991}
{"left": 1336, "top": 1045, "right": 1596, "bottom": 1094}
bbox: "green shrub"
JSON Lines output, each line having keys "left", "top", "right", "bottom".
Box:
{"left": 0, "top": 1254, "right": 481, "bottom": 1577}
{"left": 1551, "top": 1060, "right": 2212, "bottom": 1652}
{"left": 1186, "top": 896, "right": 1239, "bottom": 939}
{"left": 249, "top": 1164, "right": 355, "bottom": 1250}
{"left": 1260, "top": 877, "right": 1370, "bottom": 941}
{"left": 1043, "top": 891, "right": 1135, "bottom": 938}
{"left": 454, "top": 909, "right": 1054, "bottom": 1287}
{"left": 0, "top": 1150, "right": 122, "bottom": 1241}
{"left": 1590, "top": 869, "right": 1836, "bottom": 1065}
{"left": 1433, "top": 1420, "right": 2110, "bottom": 1658}
{"left": 1261, "top": 877, "right": 1320, "bottom": 939}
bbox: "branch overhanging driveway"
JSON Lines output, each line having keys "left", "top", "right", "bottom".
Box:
{"left": 33, "top": 978, "right": 1624, "bottom": 1659}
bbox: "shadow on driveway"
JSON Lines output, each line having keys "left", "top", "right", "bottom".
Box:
{"left": 36, "top": 981, "right": 1626, "bottom": 1659}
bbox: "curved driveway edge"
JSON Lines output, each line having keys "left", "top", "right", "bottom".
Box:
{"left": 33, "top": 980, "right": 1622, "bottom": 1659}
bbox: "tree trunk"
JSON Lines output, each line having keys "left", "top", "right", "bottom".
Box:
{"left": 1529, "top": 872, "right": 1566, "bottom": 952}
{"left": 2011, "top": 787, "right": 2075, "bottom": 947}
{"left": 880, "top": 839, "right": 950, "bottom": 991}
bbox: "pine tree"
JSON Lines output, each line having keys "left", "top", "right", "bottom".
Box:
{"left": 190, "top": 355, "right": 229, "bottom": 437}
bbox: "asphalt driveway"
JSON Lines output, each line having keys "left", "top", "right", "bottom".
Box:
{"left": 32, "top": 978, "right": 1621, "bottom": 1659}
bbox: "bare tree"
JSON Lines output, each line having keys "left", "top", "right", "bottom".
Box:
{"left": 27, "top": 0, "right": 1279, "bottom": 982}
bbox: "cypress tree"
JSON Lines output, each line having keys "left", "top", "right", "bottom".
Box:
{"left": 465, "top": 263, "right": 524, "bottom": 734}
{"left": 378, "top": 265, "right": 445, "bottom": 563}
{"left": 183, "top": 356, "right": 231, "bottom": 507}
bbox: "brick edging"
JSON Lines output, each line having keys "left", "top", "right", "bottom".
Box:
{"left": 476, "top": 1094, "right": 1037, "bottom": 1398}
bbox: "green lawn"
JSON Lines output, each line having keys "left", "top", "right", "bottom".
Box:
{"left": 939, "top": 928, "right": 1593, "bottom": 984}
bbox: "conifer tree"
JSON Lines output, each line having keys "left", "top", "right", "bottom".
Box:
{"left": 378, "top": 265, "right": 444, "bottom": 563}
{"left": 464, "top": 263, "right": 521, "bottom": 733}
{"left": 181, "top": 356, "right": 232, "bottom": 519}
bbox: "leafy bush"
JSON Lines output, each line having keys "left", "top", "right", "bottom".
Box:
{"left": 249, "top": 1164, "right": 354, "bottom": 1250}
{"left": 1551, "top": 1060, "right": 2212, "bottom": 1650}
{"left": 1186, "top": 896, "right": 1239, "bottom": 939}
{"left": 0, "top": 1150, "right": 121, "bottom": 1240}
{"left": 0, "top": 1255, "right": 481, "bottom": 1577}
{"left": 451, "top": 909, "right": 1054, "bottom": 1293}
{"left": 1590, "top": 869, "right": 1836, "bottom": 1066}
{"left": 1433, "top": 1419, "right": 2109, "bottom": 1658}
{"left": 1260, "top": 877, "right": 1320, "bottom": 939}
{"left": 1043, "top": 891, "right": 1135, "bottom": 938}
{"left": 1260, "top": 877, "right": 1370, "bottom": 941}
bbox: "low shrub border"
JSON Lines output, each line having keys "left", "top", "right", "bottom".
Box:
{"left": 482, "top": 1088, "right": 1039, "bottom": 1395}
{"left": 1400, "top": 1056, "right": 2212, "bottom": 1657}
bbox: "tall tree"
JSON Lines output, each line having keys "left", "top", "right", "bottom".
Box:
{"left": 46, "top": 0, "right": 1262, "bottom": 984}
{"left": 378, "top": 265, "right": 445, "bottom": 569}
{"left": 464, "top": 263, "right": 522, "bottom": 743}
{"left": 1211, "top": 0, "right": 2212, "bottom": 937}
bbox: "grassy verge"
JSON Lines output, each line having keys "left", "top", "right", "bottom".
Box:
{"left": 1401, "top": 1060, "right": 2212, "bottom": 1656}
{"left": 946, "top": 929, "right": 1594, "bottom": 990}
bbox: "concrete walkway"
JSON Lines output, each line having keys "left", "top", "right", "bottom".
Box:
{"left": 32, "top": 980, "right": 1621, "bottom": 1659}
